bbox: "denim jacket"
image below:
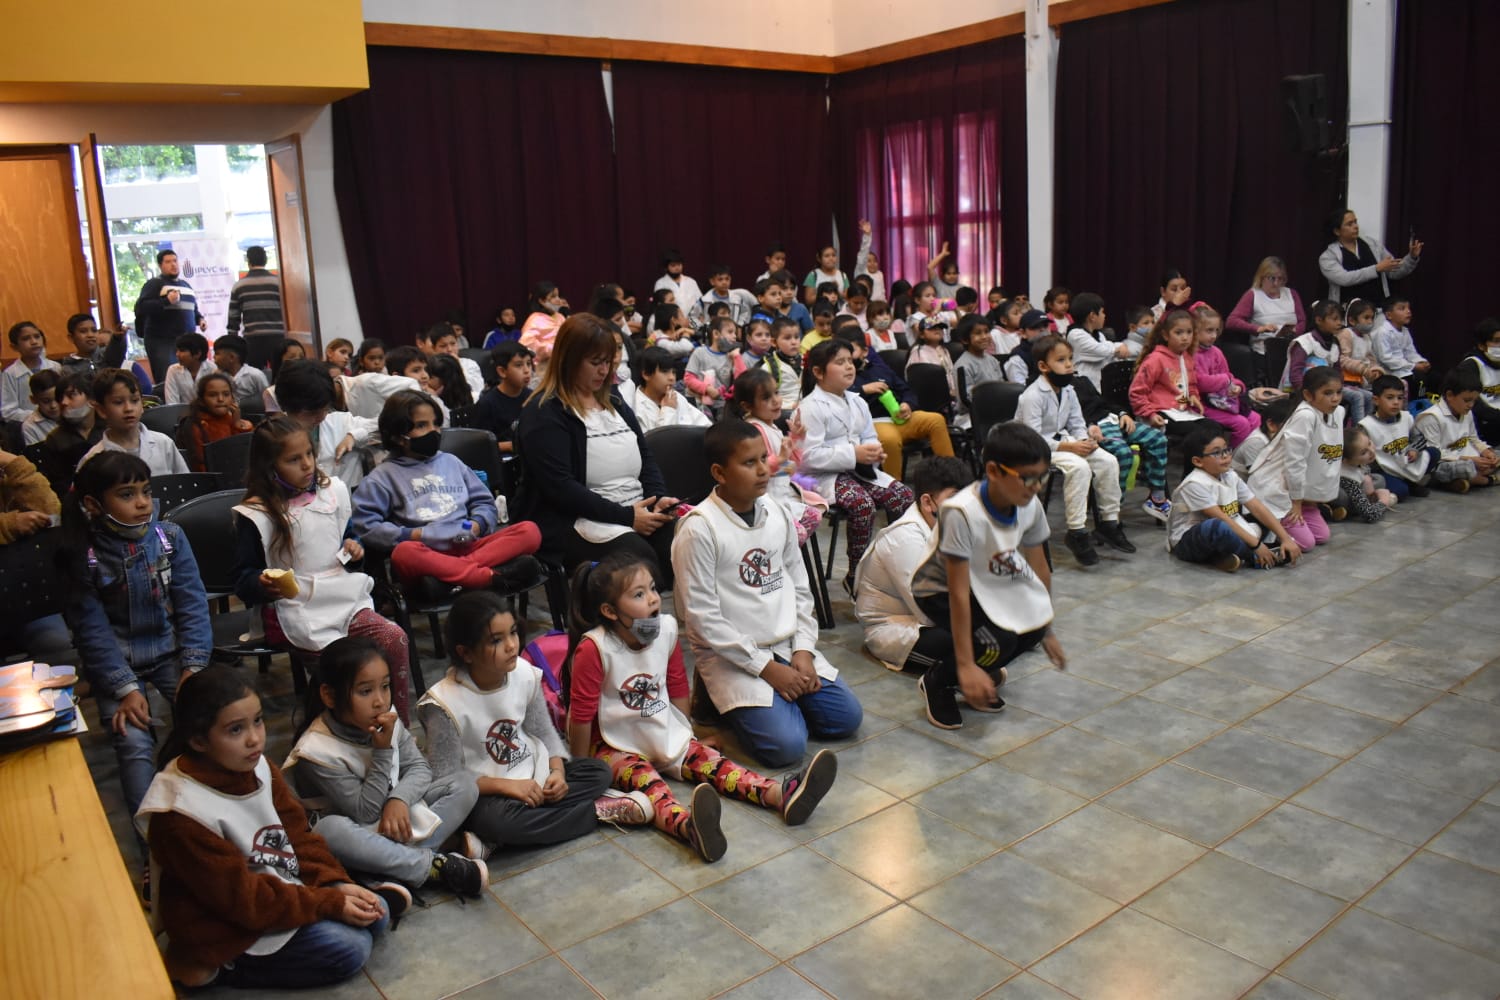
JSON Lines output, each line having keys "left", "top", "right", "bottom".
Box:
{"left": 65, "top": 520, "right": 213, "bottom": 698}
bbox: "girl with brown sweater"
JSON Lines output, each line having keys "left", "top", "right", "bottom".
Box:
{"left": 177, "top": 372, "right": 252, "bottom": 472}
{"left": 136, "top": 665, "right": 391, "bottom": 989}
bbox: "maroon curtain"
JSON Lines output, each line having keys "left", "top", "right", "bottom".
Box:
{"left": 1053, "top": 0, "right": 1346, "bottom": 324}
{"left": 830, "top": 37, "right": 1028, "bottom": 295}
{"left": 610, "top": 61, "right": 832, "bottom": 299}
{"left": 333, "top": 47, "right": 617, "bottom": 344}
{"left": 1387, "top": 0, "right": 1500, "bottom": 371}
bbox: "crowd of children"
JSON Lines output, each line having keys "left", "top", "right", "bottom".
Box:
{"left": 1, "top": 226, "right": 1495, "bottom": 990}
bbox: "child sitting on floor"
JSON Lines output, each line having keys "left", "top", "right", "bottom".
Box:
{"left": 1233, "top": 396, "right": 1296, "bottom": 479}
{"left": 1168, "top": 422, "right": 1302, "bottom": 573}
{"left": 1358, "top": 375, "right": 1436, "bottom": 499}
{"left": 1337, "top": 424, "right": 1398, "bottom": 522}
{"left": 1247, "top": 366, "right": 1346, "bottom": 549}
{"left": 672, "top": 419, "right": 864, "bottom": 768}
{"left": 1415, "top": 367, "right": 1498, "bottom": 492}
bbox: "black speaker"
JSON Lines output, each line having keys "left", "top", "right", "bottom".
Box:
{"left": 1282, "top": 74, "right": 1330, "bottom": 154}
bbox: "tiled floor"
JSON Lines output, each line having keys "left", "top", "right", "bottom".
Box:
{"left": 83, "top": 490, "right": 1500, "bottom": 999}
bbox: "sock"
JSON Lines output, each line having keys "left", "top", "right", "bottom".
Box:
{"left": 1150, "top": 489, "right": 1166, "bottom": 502}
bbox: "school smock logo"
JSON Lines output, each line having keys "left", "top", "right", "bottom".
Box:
{"left": 1381, "top": 436, "right": 1410, "bottom": 455}
{"left": 1316, "top": 443, "right": 1344, "bottom": 461}
{"left": 619, "top": 673, "right": 666, "bottom": 717}
{"left": 484, "top": 718, "right": 532, "bottom": 768}
{"left": 987, "top": 549, "right": 1030, "bottom": 580}
{"left": 1453, "top": 436, "right": 1472, "bottom": 450}
{"left": 737, "top": 547, "right": 783, "bottom": 594}
{"left": 249, "top": 824, "right": 300, "bottom": 877}
{"left": 1220, "top": 500, "right": 1242, "bottom": 517}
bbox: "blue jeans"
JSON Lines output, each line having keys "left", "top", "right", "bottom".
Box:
{"left": 96, "top": 657, "right": 182, "bottom": 859}
{"left": 1171, "top": 519, "right": 1257, "bottom": 565}
{"left": 313, "top": 773, "right": 479, "bottom": 886}
{"left": 1383, "top": 447, "right": 1440, "bottom": 499}
{"left": 724, "top": 675, "right": 863, "bottom": 769}
{"left": 217, "top": 898, "right": 390, "bottom": 989}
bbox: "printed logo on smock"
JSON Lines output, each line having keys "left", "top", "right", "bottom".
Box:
{"left": 249, "top": 824, "right": 301, "bottom": 877}
{"left": 484, "top": 718, "right": 532, "bottom": 768}
{"left": 1381, "top": 436, "right": 1410, "bottom": 454}
{"left": 987, "top": 549, "right": 1030, "bottom": 579}
{"left": 619, "top": 673, "right": 666, "bottom": 717}
{"left": 737, "top": 547, "right": 783, "bottom": 594}
{"left": 1316, "top": 443, "right": 1344, "bottom": 461}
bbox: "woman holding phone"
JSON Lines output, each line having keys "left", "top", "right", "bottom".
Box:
{"left": 1226, "top": 256, "right": 1308, "bottom": 386}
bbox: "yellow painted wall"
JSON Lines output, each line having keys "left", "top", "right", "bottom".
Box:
{"left": 0, "top": 0, "right": 366, "bottom": 99}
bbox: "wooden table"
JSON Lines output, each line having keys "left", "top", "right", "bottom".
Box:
{"left": 0, "top": 739, "right": 174, "bottom": 999}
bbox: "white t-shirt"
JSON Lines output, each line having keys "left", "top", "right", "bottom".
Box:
{"left": 1168, "top": 468, "right": 1256, "bottom": 548}
{"left": 575, "top": 405, "right": 644, "bottom": 544}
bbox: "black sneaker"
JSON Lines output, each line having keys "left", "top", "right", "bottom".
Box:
{"left": 1065, "top": 529, "right": 1100, "bottom": 566}
{"left": 1408, "top": 482, "right": 1431, "bottom": 497}
{"left": 430, "top": 852, "right": 489, "bottom": 898}
{"left": 918, "top": 671, "right": 963, "bottom": 730}
{"left": 780, "top": 748, "right": 837, "bottom": 826}
{"left": 490, "top": 555, "right": 543, "bottom": 591}
{"left": 1094, "top": 520, "right": 1136, "bottom": 553}
{"left": 370, "top": 881, "right": 412, "bottom": 926}
{"left": 686, "top": 783, "right": 727, "bottom": 862}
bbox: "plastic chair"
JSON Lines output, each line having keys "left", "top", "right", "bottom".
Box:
{"left": 162, "top": 490, "right": 294, "bottom": 687}
{"left": 150, "top": 473, "right": 223, "bottom": 518}
{"left": 507, "top": 423, "right": 573, "bottom": 630}
{"left": 459, "top": 348, "right": 491, "bottom": 367}
{"left": 969, "top": 381, "right": 1025, "bottom": 470}
{"left": 1100, "top": 361, "right": 1135, "bottom": 413}
{"left": 141, "top": 403, "right": 189, "bottom": 437}
{"left": 878, "top": 348, "right": 909, "bottom": 374}
{"left": 238, "top": 394, "right": 266, "bottom": 420}
{"left": 643, "top": 426, "right": 715, "bottom": 505}
{"left": 905, "top": 364, "right": 953, "bottom": 417}
{"left": 439, "top": 427, "right": 506, "bottom": 497}
{"left": 204, "top": 433, "right": 254, "bottom": 490}
{"left": 945, "top": 341, "right": 966, "bottom": 362}
{"left": 0, "top": 528, "right": 69, "bottom": 660}
{"left": 1, "top": 421, "right": 22, "bottom": 452}
{"left": 1265, "top": 338, "right": 1291, "bottom": 390}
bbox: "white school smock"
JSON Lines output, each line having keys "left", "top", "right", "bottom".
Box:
{"left": 1249, "top": 288, "right": 1298, "bottom": 354}
{"left": 795, "top": 385, "right": 895, "bottom": 499}
{"left": 1280, "top": 332, "right": 1339, "bottom": 389}
{"left": 417, "top": 665, "right": 549, "bottom": 784}
{"left": 632, "top": 391, "right": 711, "bottom": 432}
{"left": 1359, "top": 413, "right": 1431, "bottom": 482}
{"left": 1248, "top": 402, "right": 1345, "bottom": 515}
{"left": 588, "top": 619, "right": 693, "bottom": 768}
{"left": 854, "top": 503, "right": 935, "bottom": 668}
{"left": 1416, "top": 399, "right": 1489, "bottom": 461}
{"left": 234, "top": 479, "right": 374, "bottom": 649}
{"left": 910, "top": 484, "right": 1053, "bottom": 634}
{"left": 77, "top": 427, "right": 189, "bottom": 476}
{"left": 1168, "top": 468, "right": 1256, "bottom": 549}
{"left": 135, "top": 755, "right": 302, "bottom": 955}
{"left": 1465, "top": 356, "right": 1500, "bottom": 410}
{"left": 283, "top": 715, "right": 441, "bottom": 840}
{"left": 671, "top": 490, "right": 834, "bottom": 712}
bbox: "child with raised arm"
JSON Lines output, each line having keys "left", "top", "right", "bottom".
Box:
{"left": 138, "top": 666, "right": 389, "bottom": 990}
{"left": 1169, "top": 423, "right": 1301, "bottom": 573}
{"left": 909, "top": 422, "right": 1066, "bottom": 730}
{"left": 855, "top": 456, "right": 971, "bottom": 674}
{"left": 1247, "top": 366, "right": 1346, "bottom": 549}
{"left": 672, "top": 419, "right": 864, "bottom": 768}
{"left": 77, "top": 368, "right": 190, "bottom": 475}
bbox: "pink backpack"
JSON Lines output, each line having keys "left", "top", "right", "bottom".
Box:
{"left": 523, "top": 631, "right": 570, "bottom": 733}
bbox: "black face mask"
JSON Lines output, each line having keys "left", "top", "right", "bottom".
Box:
{"left": 1047, "top": 371, "right": 1074, "bottom": 389}
{"left": 407, "top": 430, "right": 442, "bottom": 458}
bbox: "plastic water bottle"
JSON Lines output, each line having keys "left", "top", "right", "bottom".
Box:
{"left": 475, "top": 470, "right": 489, "bottom": 489}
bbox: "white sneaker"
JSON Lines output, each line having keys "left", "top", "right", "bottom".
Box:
{"left": 1142, "top": 497, "right": 1172, "bottom": 523}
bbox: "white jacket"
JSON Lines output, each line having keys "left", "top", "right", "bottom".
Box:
{"left": 853, "top": 504, "right": 934, "bottom": 668}
{"left": 1248, "top": 401, "right": 1345, "bottom": 515}
{"left": 1016, "top": 377, "right": 1088, "bottom": 442}
{"left": 795, "top": 385, "right": 894, "bottom": 498}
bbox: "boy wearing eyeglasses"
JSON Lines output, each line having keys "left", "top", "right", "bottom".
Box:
{"left": 1170, "top": 423, "right": 1302, "bottom": 573}
{"left": 908, "top": 421, "right": 1067, "bottom": 730}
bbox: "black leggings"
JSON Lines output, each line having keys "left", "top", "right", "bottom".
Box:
{"left": 901, "top": 625, "right": 955, "bottom": 677}
{"left": 914, "top": 593, "right": 1046, "bottom": 687}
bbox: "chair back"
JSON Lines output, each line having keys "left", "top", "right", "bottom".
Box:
{"left": 970, "top": 381, "right": 1025, "bottom": 453}
{"left": 1221, "top": 341, "right": 1258, "bottom": 391}
{"left": 1264, "top": 337, "right": 1290, "bottom": 389}
{"left": 203, "top": 433, "right": 254, "bottom": 490}
{"left": 0, "top": 528, "right": 68, "bottom": 633}
{"left": 643, "top": 425, "right": 714, "bottom": 505}
{"left": 905, "top": 363, "right": 953, "bottom": 415}
{"left": 161, "top": 489, "right": 244, "bottom": 598}
{"left": 1100, "top": 360, "right": 1135, "bottom": 413}
{"left": 945, "top": 341, "right": 966, "bottom": 362}
{"left": 878, "top": 348, "right": 909, "bottom": 375}
{"left": 1, "top": 420, "right": 21, "bottom": 452}
{"left": 238, "top": 393, "right": 267, "bottom": 419}
{"left": 459, "top": 348, "right": 491, "bottom": 367}
{"left": 150, "top": 473, "right": 224, "bottom": 518}
{"left": 439, "top": 427, "right": 506, "bottom": 496}
{"left": 142, "top": 403, "right": 189, "bottom": 437}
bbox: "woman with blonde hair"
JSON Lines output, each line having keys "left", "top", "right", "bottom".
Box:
{"left": 1226, "top": 255, "right": 1308, "bottom": 385}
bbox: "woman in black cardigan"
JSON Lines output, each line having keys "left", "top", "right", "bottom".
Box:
{"left": 516, "top": 313, "right": 680, "bottom": 583}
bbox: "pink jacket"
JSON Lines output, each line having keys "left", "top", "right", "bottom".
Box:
{"left": 1129, "top": 347, "right": 1202, "bottom": 420}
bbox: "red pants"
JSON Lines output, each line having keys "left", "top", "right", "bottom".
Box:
{"left": 391, "top": 522, "right": 541, "bottom": 589}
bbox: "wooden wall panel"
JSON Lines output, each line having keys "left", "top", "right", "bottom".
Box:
{"left": 266, "top": 135, "right": 318, "bottom": 351}
{"left": 0, "top": 147, "right": 88, "bottom": 362}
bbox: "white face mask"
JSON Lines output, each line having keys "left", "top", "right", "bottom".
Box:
{"left": 1487, "top": 346, "right": 1500, "bottom": 364}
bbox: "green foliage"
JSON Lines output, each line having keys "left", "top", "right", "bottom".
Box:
{"left": 109, "top": 214, "right": 204, "bottom": 237}
{"left": 100, "top": 145, "right": 197, "bottom": 183}
{"left": 225, "top": 144, "right": 263, "bottom": 173}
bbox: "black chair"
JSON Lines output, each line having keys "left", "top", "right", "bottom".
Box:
{"left": 150, "top": 381, "right": 168, "bottom": 400}
{"left": 969, "top": 381, "right": 1026, "bottom": 469}
{"left": 643, "top": 426, "right": 715, "bottom": 505}
{"left": 151, "top": 473, "right": 223, "bottom": 518}
{"left": 459, "top": 347, "right": 491, "bottom": 367}
{"left": 440, "top": 427, "right": 507, "bottom": 498}
{"left": 507, "top": 423, "right": 571, "bottom": 630}
{"left": 204, "top": 434, "right": 254, "bottom": 490}
{"left": 2, "top": 421, "right": 22, "bottom": 453}
{"left": 0, "top": 528, "right": 69, "bottom": 661}
{"left": 1222, "top": 341, "right": 1258, "bottom": 391}
{"left": 945, "top": 341, "right": 966, "bottom": 362}
{"left": 878, "top": 348, "right": 909, "bottom": 375}
{"left": 905, "top": 363, "right": 954, "bottom": 417}
{"left": 1264, "top": 337, "right": 1290, "bottom": 389}
{"left": 1100, "top": 360, "right": 1135, "bottom": 413}
{"left": 141, "top": 403, "right": 189, "bottom": 437}
{"left": 162, "top": 490, "right": 293, "bottom": 687}
{"left": 238, "top": 393, "right": 267, "bottom": 420}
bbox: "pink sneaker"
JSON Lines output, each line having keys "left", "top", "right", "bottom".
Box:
{"left": 595, "top": 789, "right": 652, "bottom": 827}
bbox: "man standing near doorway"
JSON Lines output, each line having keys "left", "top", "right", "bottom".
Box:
{"left": 225, "top": 245, "right": 285, "bottom": 337}
{"left": 133, "top": 249, "right": 205, "bottom": 384}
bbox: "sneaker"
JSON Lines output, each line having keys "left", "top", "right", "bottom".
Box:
{"left": 685, "top": 783, "right": 727, "bottom": 862}
{"left": 1407, "top": 482, "right": 1431, "bottom": 498}
{"left": 596, "top": 789, "right": 653, "bottom": 827}
{"left": 1142, "top": 497, "right": 1172, "bottom": 523}
{"left": 959, "top": 666, "right": 1007, "bottom": 713}
{"left": 1065, "top": 529, "right": 1100, "bottom": 566}
{"left": 918, "top": 672, "right": 963, "bottom": 730}
{"left": 490, "top": 555, "right": 543, "bottom": 591}
{"left": 1213, "top": 553, "right": 1242, "bottom": 574}
{"left": 430, "top": 852, "right": 489, "bottom": 898}
{"left": 1323, "top": 503, "right": 1347, "bottom": 522}
{"left": 781, "top": 748, "right": 838, "bottom": 826}
{"left": 461, "top": 831, "right": 489, "bottom": 861}
{"left": 1094, "top": 520, "right": 1136, "bottom": 553}
{"left": 1444, "top": 479, "right": 1471, "bottom": 494}
{"left": 370, "top": 881, "right": 412, "bottom": 925}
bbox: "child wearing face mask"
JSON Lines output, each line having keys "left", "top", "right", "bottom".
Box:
{"left": 1335, "top": 299, "right": 1382, "bottom": 423}
{"left": 64, "top": 451, "right": 213, "bottom": 888}
{"left": 683, "top": 316, "right": 740, "bottom": 412}
{"left": 1459, "top": 318, "right": 1500, "bottom": 444}
{"left": 351, "top": 390, "right": 540, "bottom": 590}
{"left": 866, "top": 300, "right": 900, "bottom": 352}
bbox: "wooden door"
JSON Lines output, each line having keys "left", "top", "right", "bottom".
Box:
{"left": 78, "top": 135, "right": 121, "bottom": 332}
{"left": 0, "top": 146, "right": 89, "bottom": 362}
{"left": 265, "top": 135, "right": 319, "bottom": 353}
